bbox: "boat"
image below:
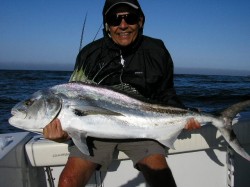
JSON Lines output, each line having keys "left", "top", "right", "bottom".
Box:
{"left": 1, "top": 112, "right": 250, "bottom": 187}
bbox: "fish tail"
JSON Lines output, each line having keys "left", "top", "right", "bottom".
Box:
{"left": 219, "top": 100, "right": 250, "bottom": 161}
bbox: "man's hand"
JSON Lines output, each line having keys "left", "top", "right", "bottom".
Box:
{"left": 184, "top": 118, "right": 201, "bottom": 130}
{"left": 43, "top": 118, "right": 69, "bottom": 143}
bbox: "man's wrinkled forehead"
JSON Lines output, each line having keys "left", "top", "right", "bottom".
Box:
{"left": 108, "top": 4, "right": 139, "bottom": 15}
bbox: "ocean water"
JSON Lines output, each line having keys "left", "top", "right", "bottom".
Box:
{"left": 0, "top": 70, "right": 250, "bottom": 133}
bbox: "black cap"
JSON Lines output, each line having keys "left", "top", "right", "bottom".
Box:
{"left": 103, "top": 0, "right": 144, "bottom": 16}
{"left": 104, "top": 0, "right": 140, "bottom": 15}
{"left": 103, "top": 0, "right": 145, "bottom": 25}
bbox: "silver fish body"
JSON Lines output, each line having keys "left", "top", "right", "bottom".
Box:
{"left": 9, "top": 82, "right": 250, "bottom": 161}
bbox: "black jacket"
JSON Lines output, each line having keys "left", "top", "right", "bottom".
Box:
{"left": 70, "top": 35, "right": 185, "bottom": 108}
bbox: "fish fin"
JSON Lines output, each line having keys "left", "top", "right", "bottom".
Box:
{"left": 221, "top": 100, "right": 250, "bottom": 121}
{"left": 71, "top": 137, "right": 90, "bottom": 156}
{"left": 157, "top": 130, "right": 183, "bottom": 150}
{"left": 218, "top": 127, "right": 250, "bottom": 161}
{"left": 158, "top": 139, "right": 176, "bottom": 150}
{"left": 69, "top": 68, "right": 96, "bottom": 84}
{"left": 67, "top": 128, "right": 90, "bottom": 155}
{"left": 72, "top": 106, "right": 123, "bottom": 116}
{"left": 217, "top": 100, "right": 250, "bottom": 161}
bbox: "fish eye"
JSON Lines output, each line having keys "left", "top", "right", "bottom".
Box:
{"left": 24, "top": 99, "right": 34, "bottom": 106}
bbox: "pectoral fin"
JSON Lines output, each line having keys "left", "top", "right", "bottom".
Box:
{"left": 67, "top": 128, "right": 90, "bottom": 156}
{"left": 71, "top": 137, "right": 90, "bottom": 156}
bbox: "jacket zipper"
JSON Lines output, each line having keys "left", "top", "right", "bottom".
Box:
{"left": 120, "top": 50, "right": 125, "bottom": 89}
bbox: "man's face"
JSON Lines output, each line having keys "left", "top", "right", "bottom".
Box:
{"left": 107, "top": 12, "right": 143, "bottom": 47}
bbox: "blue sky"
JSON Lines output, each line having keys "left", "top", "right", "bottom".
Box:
{"left": 0, "top": 0, "right": 250, "bottom": 75}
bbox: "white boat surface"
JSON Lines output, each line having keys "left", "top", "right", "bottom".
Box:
{"left": 0, "top": 112, "right": 250, "bottom": 187}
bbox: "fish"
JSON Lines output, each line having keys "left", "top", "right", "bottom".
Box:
{"left": 8, "top": 82, "right": 250, "bottom": 161}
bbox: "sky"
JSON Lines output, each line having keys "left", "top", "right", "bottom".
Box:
{"left": 0, "top": 0, "right": 250, "bottom": 76}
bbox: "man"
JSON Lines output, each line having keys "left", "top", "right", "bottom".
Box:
{"left": 43, "top": 0, "right": 200, "bottom": 186}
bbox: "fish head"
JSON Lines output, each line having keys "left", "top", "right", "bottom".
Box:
{"left": 9, "top": 90, "right": 62, "bottom": 133}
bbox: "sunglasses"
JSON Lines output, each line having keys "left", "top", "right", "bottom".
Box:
{"left": 106, "top": 13, "right": 140, "bottom": 26}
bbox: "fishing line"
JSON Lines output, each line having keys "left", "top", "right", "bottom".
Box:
{"left": 93, "top": 22, "right": 103, "bottom": 42}
{"left": 79, "top": 12, "right": 88, "bottom": 52}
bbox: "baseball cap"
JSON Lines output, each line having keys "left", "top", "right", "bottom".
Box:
{"left": 103, "top": 0, "right": 141, "bottom": 15}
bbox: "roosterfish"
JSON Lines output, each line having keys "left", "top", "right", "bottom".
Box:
{"left": 8, "top": 82, "right": 250, "bottom": 161}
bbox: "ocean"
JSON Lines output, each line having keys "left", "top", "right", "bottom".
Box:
{"left": 1, "top": 70, "right": 250, "bottom": 134}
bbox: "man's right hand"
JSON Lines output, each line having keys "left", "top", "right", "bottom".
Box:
{"left": 43, "top": 118, "right": 69, "bottom": 143}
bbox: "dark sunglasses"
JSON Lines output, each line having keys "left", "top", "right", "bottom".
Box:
{"left": 106, "top": 13, "right": 140, "bottom": 26}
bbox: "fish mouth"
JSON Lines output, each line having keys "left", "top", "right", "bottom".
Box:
{"left": 10, "top": 98, "right": 31, "bottom": 119}
{"left": 10, "top": 108, "right": 27, "bottom": 119}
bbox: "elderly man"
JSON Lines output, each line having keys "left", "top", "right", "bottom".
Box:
{"left": 43, "top": 0, "right": 200, "bottom": 186}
